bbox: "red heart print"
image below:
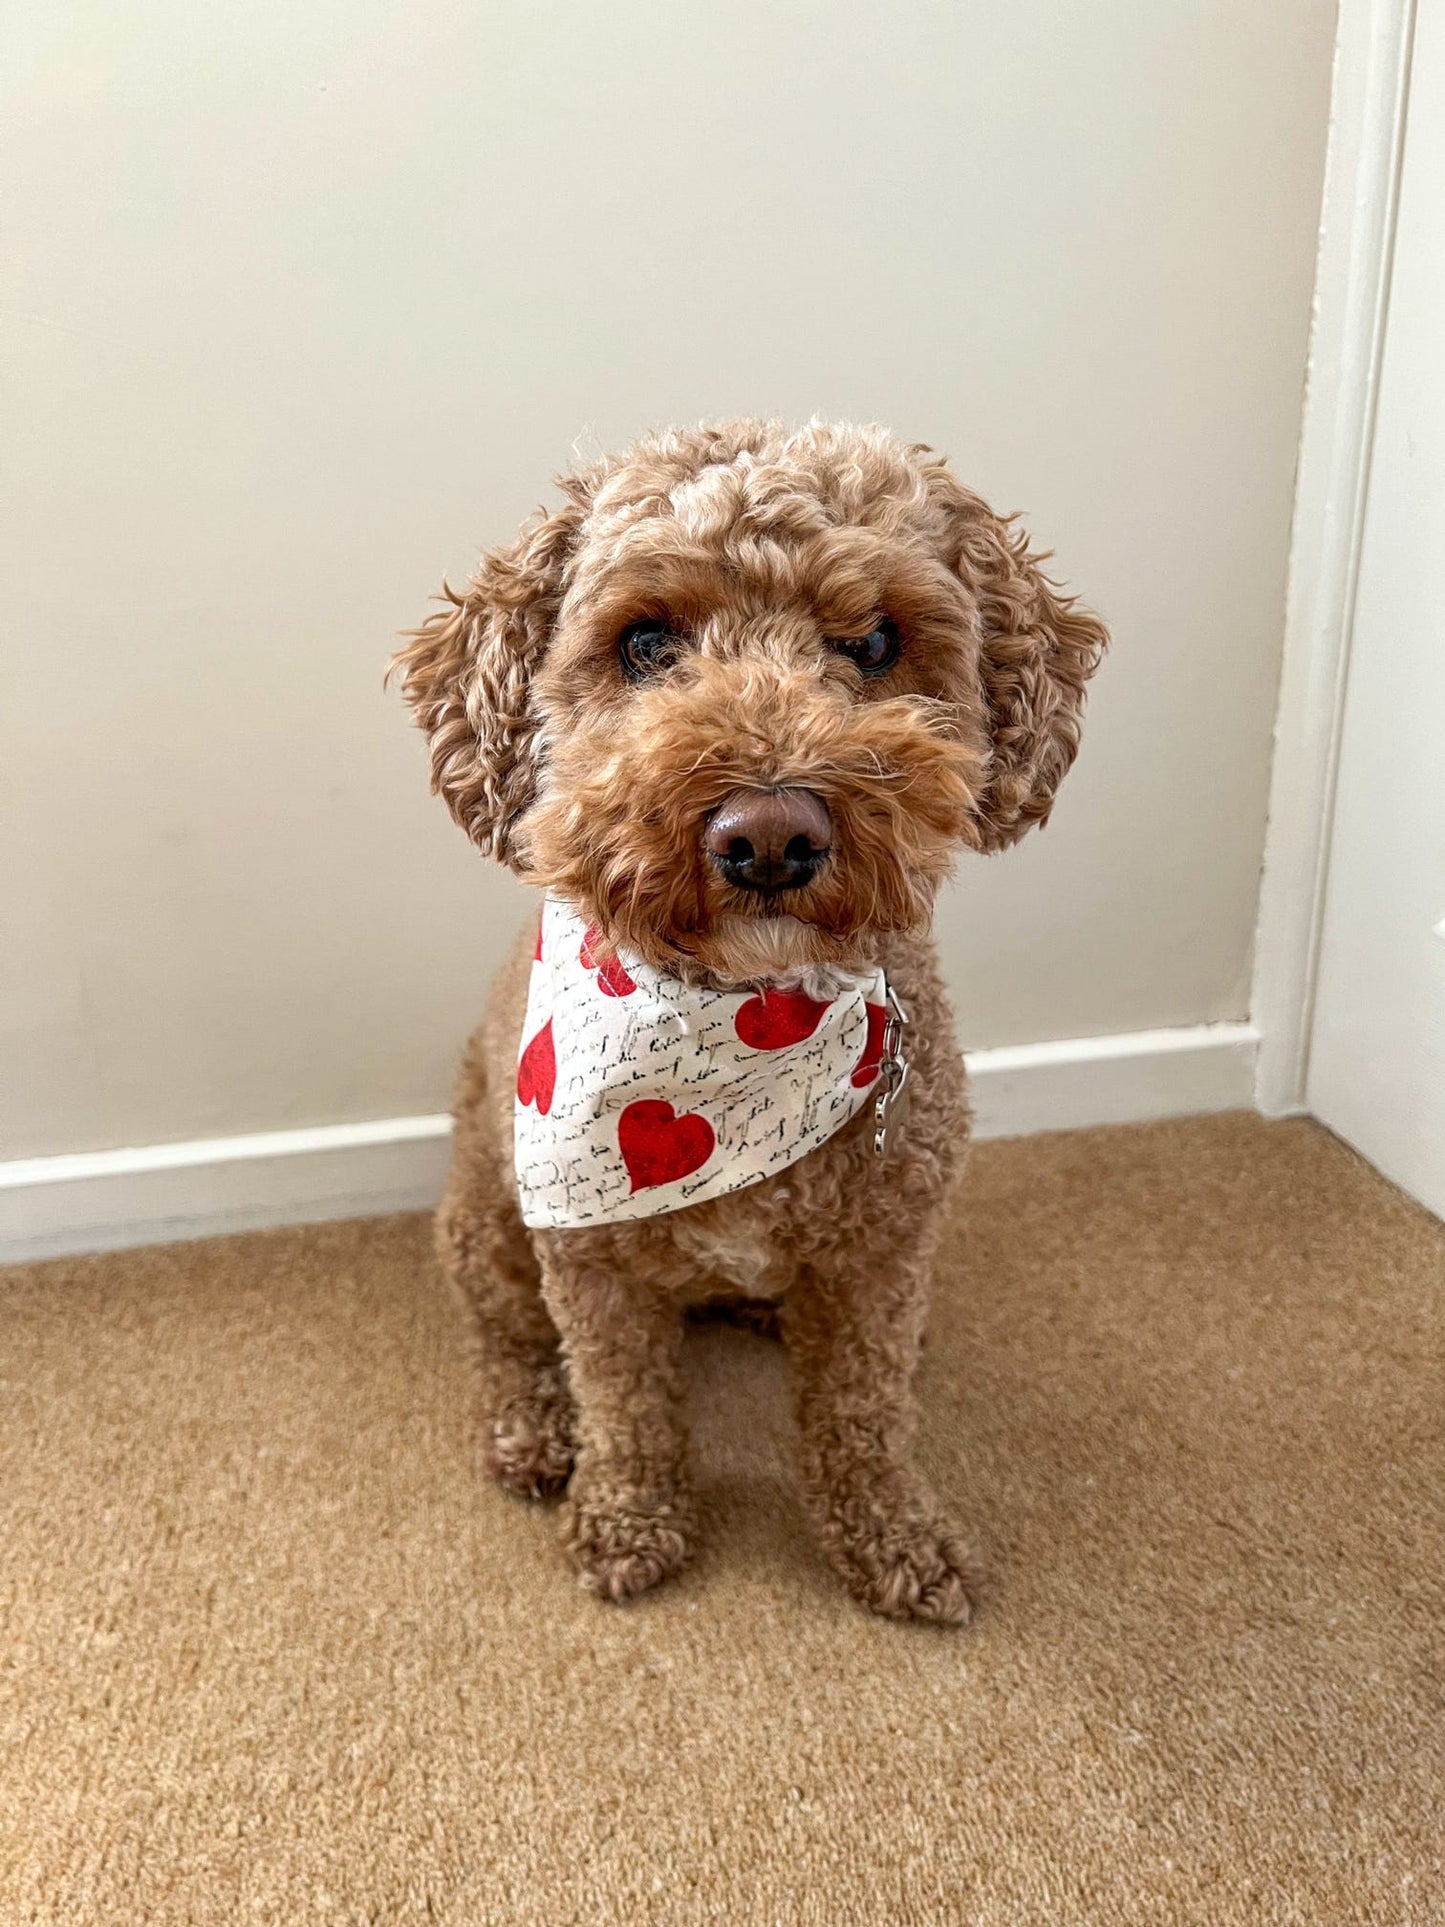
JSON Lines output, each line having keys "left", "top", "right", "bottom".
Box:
{"left": 618, "top": 1099, "right": 715, "bottom": 1192}
{"left": 580, "top": 925, "right": 637, "bottom": 998}
{"left": 516, "top": 1018, "right": 556, "bottom": 1114}
{"left": 734, "top": 987, "right": 831, "bottom": 1051}
{"left": 533, "top": 917, "right": 544, "bottom": 963}
{"left": 851, "top": 1001, "right": 888, "bottom": 1088}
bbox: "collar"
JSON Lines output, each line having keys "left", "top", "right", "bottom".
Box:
{"left": 514, "top": 895, "right": 890, "bottom": 1228}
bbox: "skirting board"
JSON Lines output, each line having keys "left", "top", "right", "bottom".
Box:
{"left": 0, "top": 1022, "right": 1259, "bottom": 1264}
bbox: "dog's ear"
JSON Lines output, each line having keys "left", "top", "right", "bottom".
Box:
{"left": 930, "top": 469, "right": 1109, "bottom": 851}
{"left": 390, "top": 496, "right": 585, "bottom": 865}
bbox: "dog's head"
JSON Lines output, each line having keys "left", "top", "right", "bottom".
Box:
{"left": 392, "top": 421, "right": 1107, "bottom": 983}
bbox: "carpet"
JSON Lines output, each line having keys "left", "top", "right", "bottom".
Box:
{"left": 2, "top": 1114, "right": 1441, "bottom": 1924}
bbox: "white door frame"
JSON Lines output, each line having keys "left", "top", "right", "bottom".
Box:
{"left": 1251, "top": 0, "right": 1418, "bottom": 1116}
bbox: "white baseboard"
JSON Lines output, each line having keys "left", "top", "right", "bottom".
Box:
{"left": 966, "top": 1020, "right": 1259, "bottom": 1140}
{"left": 0, "top": 1022, "right": 1258, "bottom": 1264}
{"left": 0, "top": 1116, "right": 455, "bottom": 1266}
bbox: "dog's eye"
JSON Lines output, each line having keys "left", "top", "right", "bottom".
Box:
{"left": 617, "top": 619, "right": 681, "bottom": 681}
{"left": 827, "top": 619, "right": 900, "bottom": 676}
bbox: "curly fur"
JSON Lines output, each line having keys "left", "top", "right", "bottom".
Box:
{"left": 394, "top": 420, "right": 1107, "bottom": 1621}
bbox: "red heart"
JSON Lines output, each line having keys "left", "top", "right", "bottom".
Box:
{"left": 533, "top": 917, "right": 544, "bottom": 962}
{"left": 851, "top": 1001, "right": 888, "bottom": 1088}
{"left": 618, "top": 1099, "right": 715, "bottom": 1192}
{"left": 734, "top": 987, "right": 832, "bottom": 1051}
{"left": 580, "top": 925, "right": 637, "bottom": 998}
{"left": 516, "top": 1018, "right": 556, "bottom": 1114}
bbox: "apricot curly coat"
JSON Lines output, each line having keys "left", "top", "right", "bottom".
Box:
{"left": 392, "top": 420, "right": 1106, "bottom": 1622}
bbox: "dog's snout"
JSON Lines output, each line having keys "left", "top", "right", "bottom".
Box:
{"left": 703, "top": 787, "right": 832, "bottom": 895}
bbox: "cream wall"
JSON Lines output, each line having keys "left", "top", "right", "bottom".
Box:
{"left": 3, "top": 1, "right": 1335, "bottom": 1159}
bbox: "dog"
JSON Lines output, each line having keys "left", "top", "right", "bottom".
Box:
{"left": 392, "top": 420, "right": 1106, "bottom": 1622}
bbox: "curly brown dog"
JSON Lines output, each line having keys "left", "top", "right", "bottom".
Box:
{"left": 392, "top": 420, "right": 1106, "bottom": 1623}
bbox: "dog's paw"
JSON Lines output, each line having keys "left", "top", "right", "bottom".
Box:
{"left": 482, "top": 1377, "right": 576, "bottom": 1500}
{"left": 832, "top": 1515, "right": 979, "bottom": 1626}
{"left": 564, "top": 1492, "right": 693, "bottom": 1603}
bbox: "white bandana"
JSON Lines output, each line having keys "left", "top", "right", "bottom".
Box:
{"left": 514, "top": 896, "right": 889, "bottom": 1229}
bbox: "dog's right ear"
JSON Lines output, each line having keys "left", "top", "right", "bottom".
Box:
{"left": 389, "top": 497, "right": 585, "bottom": 866}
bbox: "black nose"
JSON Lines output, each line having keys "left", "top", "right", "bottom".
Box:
{"left": 702, "top": 787, "right": 832, "bottom": 894}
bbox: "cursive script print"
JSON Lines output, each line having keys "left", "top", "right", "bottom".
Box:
{"left": 513, "top": 896, "right": 886, "bottom": 1228}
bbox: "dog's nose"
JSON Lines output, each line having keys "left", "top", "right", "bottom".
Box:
{"left": 703, "top": 787, "right": 832, "bottom": 894}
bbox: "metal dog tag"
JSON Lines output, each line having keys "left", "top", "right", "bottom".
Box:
{"left": 872, "top": 987, "right": 912, "bottom": 1160}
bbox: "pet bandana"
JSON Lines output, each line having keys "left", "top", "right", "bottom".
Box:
{"left": 514, "top": 895, "right": 891, "bottom": 1228}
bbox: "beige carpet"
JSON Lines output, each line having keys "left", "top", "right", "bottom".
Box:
{"left": 2, "top": 1115, "right": 1442, "bottom": 1925}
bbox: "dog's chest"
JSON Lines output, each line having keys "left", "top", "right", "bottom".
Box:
{"left": 664, "top": 1164, "right": 812, "bottom": 1295}
{"left": 670, "top": 1210, "right": 780, "bottom": 1295}
{"left": 660, "top": 1116, "right": 872, "bottom": 1297}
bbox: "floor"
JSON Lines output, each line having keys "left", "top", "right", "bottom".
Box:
{"left": 2, "top": 1113, "right": 1441, "bottom": 1925}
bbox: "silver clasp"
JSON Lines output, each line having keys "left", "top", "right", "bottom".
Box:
{"left": 872, "top": 985, "right": 912, "bottom": 1160}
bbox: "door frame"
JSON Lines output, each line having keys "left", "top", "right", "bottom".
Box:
{"left": 1251, "top": 0, "right": 1418, "bottom": 1116}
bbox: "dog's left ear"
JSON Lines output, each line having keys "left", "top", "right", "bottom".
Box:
{"left": 929, "top": 468, "right": 1109, "bottom": 851}
{"left": 389, "top": 495, "right": 585, "bottom": 866}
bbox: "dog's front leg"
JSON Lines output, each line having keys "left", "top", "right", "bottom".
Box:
{"left": 787, "top": 1254, "right": 977, "bottom": 1625}
{"left": 537, "top": 1231, "right": 693, "bottom": 1603}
